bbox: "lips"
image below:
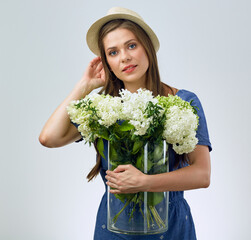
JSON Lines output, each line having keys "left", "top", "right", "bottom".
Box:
{"left": 122, "top": 65, "right": 137, "bottom": 71}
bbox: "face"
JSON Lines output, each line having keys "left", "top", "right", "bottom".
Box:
{"left": 103, "top": 28, "right": 149, "bottom": 92}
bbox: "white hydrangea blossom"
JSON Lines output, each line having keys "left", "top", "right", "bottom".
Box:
{"left": 77, "top": 123, "right": 94, "bottom": 142}
{"left": 67, "top": 93, "right": 122, "bottom": 141}
{"left": 96, "top": 95, "right": 122, "bottom": 127}
{"left": 173, "top": 132, "right": 198, "bottom": 154}
{"left": 87, "top": 93, "right": 104, "bottom": 106}
{"left": 119, "top": 89, "right": 158, "bottom": 135}
{"left": 163, "top": 105, "right": 198, "bottom": 154}
{"left": 66, "top": 99, "right": 95, "bottom": 142}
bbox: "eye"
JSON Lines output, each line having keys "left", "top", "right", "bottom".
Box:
{"left": 109, "top": 50, "right": 117, "bottom": 56}
{"left": 128, "top": 43, "right": 136, "bottom": 49}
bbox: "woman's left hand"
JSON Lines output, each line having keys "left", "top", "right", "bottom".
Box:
{"left": 105, "top": 164, "right": 147, "bottom": 194}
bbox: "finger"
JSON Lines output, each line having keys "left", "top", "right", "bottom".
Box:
{"left": 95, "top": 61, "right": 103, "bottom": 72}
{"left": 110, "top": 188, "right": 136, "bottom": 194}
{"left": 105, "top": 174, "right": 117, "bottom": 183}
{"left": 100, "top": 68, "right": 106, "bottom": 81}
{"left": 113, "top": 164, "right": 130, "bottom": 173}
{"left": 110, "top": 189, "right": 122, "bottom": 194}
{"left": 106, "top": 181, "right": 118, "bottom": 189}
{"left": 100, "top": 68, "right": 105, "bottom": 76}
{"left": 90, "top": 57, "right": 101, "bottom": 68}
{"left": 106, "top": 170, "right": 118, "bottom": 178}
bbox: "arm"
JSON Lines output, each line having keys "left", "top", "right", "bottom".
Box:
{"left": 39, "top": 57, "right": 105, "bottom": 148}
{"left": 105, "top": 145, "right": 211, "bottom": 193}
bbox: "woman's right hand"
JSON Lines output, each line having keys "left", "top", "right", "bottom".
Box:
{"left": 79, "top": 56, "right": 106, "bottom": 92}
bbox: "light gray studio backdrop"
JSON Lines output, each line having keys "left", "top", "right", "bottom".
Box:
{"left": 1, "top": 0, "right": 250, "bottom": 239}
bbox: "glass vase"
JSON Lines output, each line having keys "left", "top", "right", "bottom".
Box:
{"left": 107, "top": 140, "right": 169, "bottom": 235}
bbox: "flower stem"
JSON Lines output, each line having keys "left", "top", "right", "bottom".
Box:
{"left": 113, "top": 195, "right": 135, "bottom": 224}
{"left": 149, "top": 206, "right": 166, "bottom": 228}
{"left": 113, "top": 200, "right": 130, "bottom": 224}
{"left": 129, "top": 194, "right": 138, "bottom": 222}
{"left": 146, "top": 207, "right": 150, "bottom": 229}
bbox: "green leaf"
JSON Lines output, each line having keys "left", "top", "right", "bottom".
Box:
{"left": 114, "top": 194, "right": 126, "bottom": 203}
{"left": 132, "top": 141, "right": 144, "bottom": 154}
{"left": 114, "top": 193, "right": 135, "bottom": 203}
{"left": 97, "top": 138, "right": 105, "bottom": 159}
{"left": 147, "top": 159, "right": 154, "bottom": 172}
{"left": 119, "top": 121, "right": 134, "bottom": 131}
{"left": 153, "top": 144, "right": 164, "bottom": 162}
{"left": 109, "top": 144, "right": 118, "bottom": 161}
{"left": 99, "top": 129, "right": 109, "bottom": 140}
{"left": 135, "top": 152, "right": 143, "bottom": 171}
{"left": 147, "top": 192, "right": 164, "bottom": 206}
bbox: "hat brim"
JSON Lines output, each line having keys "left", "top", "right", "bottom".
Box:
{"left": 86, "top": 13, "right": 160, "bottom": 56}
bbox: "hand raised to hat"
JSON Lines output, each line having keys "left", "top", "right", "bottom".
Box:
{"left": 79, "top": 56, "right": 106, "bottom": 94}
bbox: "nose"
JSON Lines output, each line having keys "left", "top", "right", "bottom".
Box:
{"left": 120, "top": 50, "right": 131, "bottom": 63}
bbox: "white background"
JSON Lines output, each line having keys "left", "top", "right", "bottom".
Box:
{"left": 1, "top": 0, "right": 251, "bottom": 239}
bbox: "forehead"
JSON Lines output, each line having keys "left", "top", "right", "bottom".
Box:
{"left": 103, "top": 28, "right": 137, "bottom": 49}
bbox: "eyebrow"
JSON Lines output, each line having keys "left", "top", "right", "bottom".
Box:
{"left": 106, "top": 39, "right": 137, "bottom": 51}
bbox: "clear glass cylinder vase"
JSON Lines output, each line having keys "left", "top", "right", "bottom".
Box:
{"left": 107, "top": 140, "right": 169, "bottom": 235}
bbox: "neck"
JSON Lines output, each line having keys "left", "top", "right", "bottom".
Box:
{"left": 123, "top": 81, "right": 146, "bottom": 93}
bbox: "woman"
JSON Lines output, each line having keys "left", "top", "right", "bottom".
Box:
{"left": 39, "top": 7, "right": 212, "bottom": 240}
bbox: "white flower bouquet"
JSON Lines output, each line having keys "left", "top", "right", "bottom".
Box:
{"left": 67, "top": 89, "right": 198, "bottom": 154}
{"left": 67, "top": 89, "right": 199, "bottom": 233}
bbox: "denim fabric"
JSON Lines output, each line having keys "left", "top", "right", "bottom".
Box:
{"left": 71, "top": 89, "right": 212, "bottom": 239}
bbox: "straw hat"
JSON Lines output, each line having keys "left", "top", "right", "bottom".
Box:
{"left": 86, "top": 7, "right": 160, "bottom": 56}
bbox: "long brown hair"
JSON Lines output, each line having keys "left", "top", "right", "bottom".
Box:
{"left": 87, "top": 19, "right": 175, "bottom": 181}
